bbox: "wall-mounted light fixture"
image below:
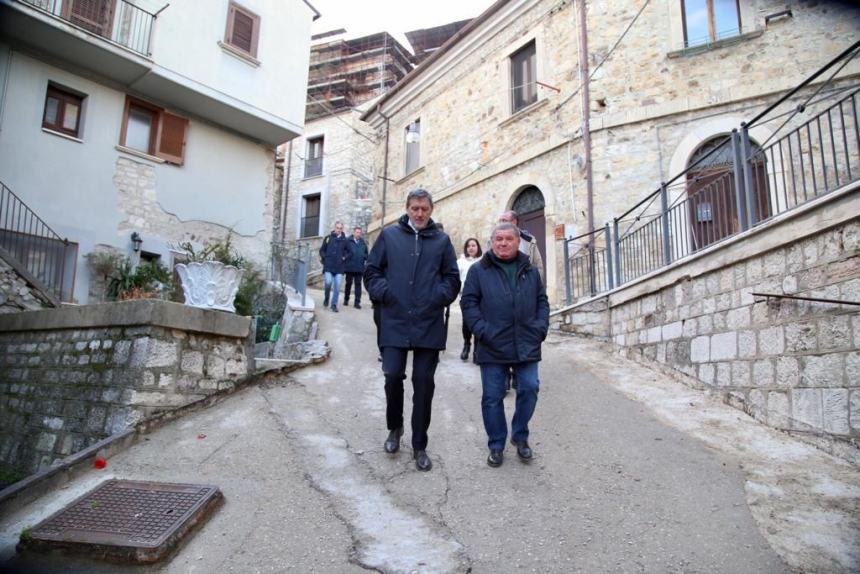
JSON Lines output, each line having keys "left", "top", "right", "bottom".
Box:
{"left": 131, "top": 232, "right": 143, "bottom": 252}
{"left": 405, "top": 121, "right": 420, "bottom": 144}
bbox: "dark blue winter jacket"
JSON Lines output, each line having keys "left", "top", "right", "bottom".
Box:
{"left": 364, "top": 215, "right": 461, "bottom": 350}
{"left": 460, "top": 251, "right": 549, "bottom": 364}
{"left": 344, "top": 237, "right": 368, "bottom": 273}
{"left": 319, "top": 232, "right": 351, "bottom": 274}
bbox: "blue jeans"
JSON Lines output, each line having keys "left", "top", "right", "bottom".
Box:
{"left": 479, "top": 362, "right": 540, "bottom": 450}
{"left": 323, "top": 271, "right": 342, "bottom": 308}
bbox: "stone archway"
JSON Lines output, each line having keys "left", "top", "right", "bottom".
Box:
{"left": 511, "top": 185, "right": 546, "bottom": 277}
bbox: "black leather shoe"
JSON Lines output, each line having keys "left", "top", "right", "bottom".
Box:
{"left": 384, "top": 428, "right": 403, "bottom": 453}
{"left": 511, "top": 439, "right": 532, "bottom": 461}
{"left": 487, "top": 449, "right": 504, "bottom": 467}
{"left": 414, "top": 449, "right": 432, "bottom": 471}
{"left": 354, "top": 303, "right": 361, "bottom": 309}
{"left": 459, "top": 343, "right": 471, "bottom": 361}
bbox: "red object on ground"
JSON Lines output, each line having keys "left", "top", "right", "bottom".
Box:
{"left": 94, "top": 458, "right": 107, "bottom": 469}
{"left": 197, "top": 433, "right": 207, "bottom": 440}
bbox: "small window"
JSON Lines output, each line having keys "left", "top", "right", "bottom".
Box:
{"left": 510, "top": 41, "right": 537, "bottom": 113}
{"left": 120, "top": 97, "right": 189, "bottom": 165}
{"left": 301, "top": 194, "right": 321, "bottom": 238}
{"left": 43, "top": 85, "right": 84, "bottom": 138}
{"left": 682, "top": 0, "right": 741, "bottom": 48}
{"left": 225, "top": 1, "right": 261, "bottom": 58}
{"left": 305, "top": 136, "right": 324, "bottom": 178}
{"left": 404, "top": 119, "right": 420, "bottom": 175}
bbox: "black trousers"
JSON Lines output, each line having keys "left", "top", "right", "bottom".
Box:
{"left": 382, "top": 346, "right": 439, "bottom": 450}
{"left": 343, "top": 272, "right": 363, "bottom": 304}
{"left": 462, "top": 322, "right": 473, "bottom": 346}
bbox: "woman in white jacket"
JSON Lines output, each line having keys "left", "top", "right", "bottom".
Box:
{"left": 456, "top": 237, "right": 482, "bottom": 361}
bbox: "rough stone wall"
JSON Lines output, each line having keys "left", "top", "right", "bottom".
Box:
{"left": 0, "top": 320, "right": 254, "bottom": 475}
{"left": 0, "top": 256, "right": 54, "bottom": 314}
{"left": 555, "top": 215, "right": 860, "bottom": 463}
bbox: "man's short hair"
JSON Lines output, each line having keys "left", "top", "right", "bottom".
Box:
{"left": 406, "top": 188, "right": 433, "bottom": 208}
{"left": 492, "top": 222, "right": 520, "bottom": 240}
{"left": 500, "top": 210, "right": 519, "bottom": 224}
{"left": 354, "top": 226, "right": 362, "bottom": 231}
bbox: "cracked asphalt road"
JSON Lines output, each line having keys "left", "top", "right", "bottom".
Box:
{"left": 2, "top": 288, "right": 858, "bottom": 573}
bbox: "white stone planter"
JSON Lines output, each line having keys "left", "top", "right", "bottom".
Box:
{"left": 175, "top": 261, "right": 244, "bottom": 313}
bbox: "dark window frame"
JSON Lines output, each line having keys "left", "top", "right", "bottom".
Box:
{"left": 305, "top": 136, "right": 324, "bottom": 178}
{"left": 43, "top": 84, "right": 84, "bottom": 138}
{"left": 510, "top": 40, "right": 537, "bottom": 114}
{"left": 225, "top": 1, "right": 261, "bottom": 58}
{"left": 301, "top": 194, "right": 321, "bottom": 238}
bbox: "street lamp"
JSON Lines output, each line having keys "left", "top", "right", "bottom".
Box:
{"left": 131, "top": 232, "right": 143, "bottom": 252}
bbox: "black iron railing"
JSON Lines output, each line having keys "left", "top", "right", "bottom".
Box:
{"left": 20, "top": 0, "right": 156, "bottom": 56}
{"left": 565, "top": 40, "right": 860, "bottom": 305}
{"left": 0, "top": 181, "right": 76, "bottom": 302}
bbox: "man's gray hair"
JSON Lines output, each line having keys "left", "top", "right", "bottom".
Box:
{"left": 492, "top": 221, "right": 520, "bottom": 240}
{"left": 501, "top": 210, "right": 519, "bottom": 224}
{"left": 406, "top": 188, "right": 433, "bottom": 208}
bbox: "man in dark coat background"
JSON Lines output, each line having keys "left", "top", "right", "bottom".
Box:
{"left": 319, "top": 221, "right": 350, "bottom": 312}
{"left": 461, "top": 221, "right": 550, "bottom": 468}
{"left": 343, "top": 226, "right": 368, "bottom": 309}
{"left": 364, "top": 189, "right": 461, "bottom": 471}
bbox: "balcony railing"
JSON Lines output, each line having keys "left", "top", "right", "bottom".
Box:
{"left": 0, "top": 181, "right": 77, "bottom": 302}
{"left": 304, "top": 157, "right": 323, "bottom": 178}
{"left": 564, "top": 40, "right": 860, "bottom": 305}
{"left": 20, "top": 0, "right": 156, "bottom": 57}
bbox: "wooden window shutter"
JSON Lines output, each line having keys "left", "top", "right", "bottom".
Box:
{"left": 156, "top": 112, "right": 188, "bottom": 165}
{"left": 226, "top": 2, "right": 260, "bottom": 57}
{"left": 66, "top": 0, "right": 115, "bottom": 36}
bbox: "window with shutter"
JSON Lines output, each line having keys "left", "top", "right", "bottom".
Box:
{"left": 120, "top": 96, "right": 189, "bottom": 166}
{"left": 63, "top": 0, "right": 115, "bottom": 37}
{"left": 225, "top": 2, "right": 260, "bottom": 58}
{"left": 510, "top": 41, "right": 537, "bottom": 114}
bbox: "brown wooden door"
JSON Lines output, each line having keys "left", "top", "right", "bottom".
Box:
{"left": 63, "top": 0, "right": 115, "bottom": 38}
{"left": 519, "top": 208, "right": 546, "bottom": 277}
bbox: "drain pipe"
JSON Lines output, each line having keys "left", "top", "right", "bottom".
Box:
{"left": 577, "top": 0, "right": 595, "bottom": 240}
{"left": 280, "top": 141, "right": 293, "bottom": 241}
{"left": 377, "top": 104, "right": 391, "bottom": 226}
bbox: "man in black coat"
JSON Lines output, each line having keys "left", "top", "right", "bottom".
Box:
{"left": 319, "top": 221, "right": 350, "bottom": 312}
{"left": 343, "top": 226, "right": 368, "bottom": 309}
{"left": 460, "top": 222, "right": 550, "bottom": 468}
{"left": 364, "top": 189, "right": 461, "bottom": 471}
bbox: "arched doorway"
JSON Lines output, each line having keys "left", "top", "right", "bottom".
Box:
{"left": 511, "top": 185, "right": 546, "bottom": 276}
{"left": 686, "top": 136, "right": 768, "bottom": 250}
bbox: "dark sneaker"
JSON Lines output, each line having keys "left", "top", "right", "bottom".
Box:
{"left": 384, "top": 428, "right": 403, "bottom": 453}
{"left": 354, "top": 303, "right": 362, "bottom": 309}
{"left": 414, "top": 449, "right": 432, "bottom": 471}
{"left": 511, "top": 439, "right": 532, "bottom": 461}
{"left": 331, "top": 305, "right": 338, "bottom": 312}
{"left": 487, "top": 449, "right": 504, "bottom": 467}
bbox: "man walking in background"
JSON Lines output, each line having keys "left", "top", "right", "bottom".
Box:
{"left": 364, "top": 189, "right": 460, "bottom": 471}
{"left": 319, "top": 221, "right": 350, "bottom": 312}
{"left": 343, "top": 226, "right": 368, "bottom": 309}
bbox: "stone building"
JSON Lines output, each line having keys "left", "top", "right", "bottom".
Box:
{"left": 360, "top": 0, "right": 860, "bottom": 305}
{"left": 0, "top": 0, "right": 319, "bottom": 305}
{"left": 358, "top": 0, "right": 860, "bottom": 461}
{"left": 276, "top": 31, "right": 413, "bottom": 275}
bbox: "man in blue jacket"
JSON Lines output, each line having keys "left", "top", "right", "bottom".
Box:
{"left": 364, "top": 189, "right": 461, "bottom": 471}
{"left": 460, "top": 222, "right": 550, "bottom": 468}
{"left": 343, "top": 226, "right": 368, "bottom": 309}
{"left": 319, "top": 221, "right": 350, "bottom": 312}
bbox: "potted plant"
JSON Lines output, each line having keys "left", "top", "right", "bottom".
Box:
{"left": 174, "top": 235, "right": 248, "bottom": 313}
{"left": 103, "top": 257, "right": 171, "bottom": 301}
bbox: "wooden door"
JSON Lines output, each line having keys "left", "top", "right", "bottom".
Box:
{"left": 519, "top": 208, "right": 546, "bottom": 278}
{"left": 63, "top": 0, "right": 115, "bottom": 38}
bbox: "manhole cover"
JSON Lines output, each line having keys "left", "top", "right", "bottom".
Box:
{"left": 20, "top": 479, "right": 223, "bottom": 563}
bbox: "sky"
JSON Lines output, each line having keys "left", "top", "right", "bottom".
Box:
{"left": 308, "top": 0, "right": 495, "bottom": 52}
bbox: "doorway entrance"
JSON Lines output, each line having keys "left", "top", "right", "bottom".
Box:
{"left": 511, "top": 186, "right": 546, "bottom": 277}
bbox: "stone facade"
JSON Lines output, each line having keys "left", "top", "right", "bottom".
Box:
{"left": 0, "top": 300, "right": 254, "bottom": 475}
{"left": 359, "top": 0, "right": 860, "bottom": 304}
{"left": 277, "top": 108, "right": 377, "bottom": 276}
{"left": 0, "top": 254, "right": 54, "bottom": 314}
{"left": 554, "top": 189, "right": 860, "bottom": 464}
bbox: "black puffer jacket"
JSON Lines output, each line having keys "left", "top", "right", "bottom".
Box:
{"left": 364, "top": 215, "right": 460, "bottom": 349}
{"left": 460, "top": 251, "right": 549, "bottom": 364}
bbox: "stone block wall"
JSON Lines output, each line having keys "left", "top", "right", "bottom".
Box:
{"left": 0, "top": 253, "right": 55, "bottom": 314}
{"left": 554, "top": 191, "right": 860, "bottom": 464}
{"left": 0, "top": 300, "right": 254, "bottom": 475}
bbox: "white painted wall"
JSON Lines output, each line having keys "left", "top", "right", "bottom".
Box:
{"left": 0, "top": 48, "right": 274, "bottom": 302}
{"left": 148, "top": 0, "right": 314, "bottom": 132}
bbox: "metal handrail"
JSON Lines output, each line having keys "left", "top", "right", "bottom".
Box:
{"left": 0, "top": 180, "right": 74, "bottom": 301}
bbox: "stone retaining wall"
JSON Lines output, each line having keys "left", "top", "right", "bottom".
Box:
{"left": 0, "top": 250, "right": 55, "bottom": 314}
{"left": 553, "top": 188, "right": 860, "bottom": 464}
{"left": 0, "top": 300, "right": 254, "bottom": 475}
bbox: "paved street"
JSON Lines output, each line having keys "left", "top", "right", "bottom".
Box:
{"left": 2, "top": 288, "right": 859, "bottom": 573}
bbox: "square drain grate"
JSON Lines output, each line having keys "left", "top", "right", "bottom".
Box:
{"left": 21, "top": 479, "right": 223, "bottom": 563}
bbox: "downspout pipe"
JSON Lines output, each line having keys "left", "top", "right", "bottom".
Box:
{"left": 376, "top": 103, "right": 391, "bottom": 226}
{"left": 577, "top": 0, "right": 595, "bottom": 241}
{"left": 280, "top": 140, "right": 293, "bottom": 241}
